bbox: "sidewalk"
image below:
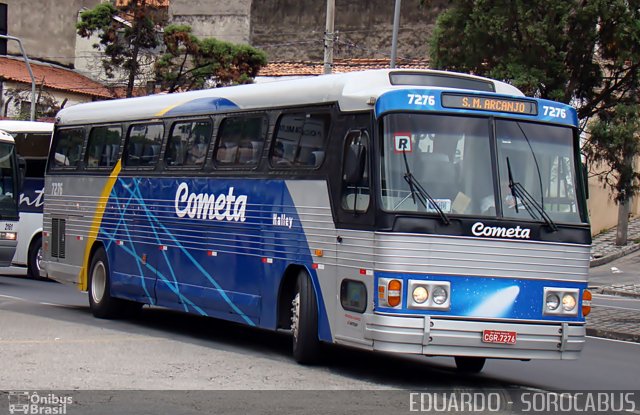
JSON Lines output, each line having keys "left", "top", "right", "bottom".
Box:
{"left": 586, "top": 216, "right": 640, "bottom": 343}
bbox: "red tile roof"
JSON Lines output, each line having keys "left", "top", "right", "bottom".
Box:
{"left": 257, "top": 58, "right": 430, "bottom": 77}
{"left": 116, "top": 0, "right": 169, "bottom": 7}
{"left": 0, "top": 56, "right": 114, "bottom": 99}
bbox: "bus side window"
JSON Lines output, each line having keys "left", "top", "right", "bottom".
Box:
{"left": 165, "top": 120, "right": 211, "bottom": 168}
{"left": 341, "top": 130, "right": 370, "bottom": 212}
{"left": 50, "top": 128, "right": 85, "bottom": 169}
{"left": 214, "top": 115, "right": 267, "bottom": 167}
{"left": 124, "top": 123, "right": 164, "bottom": 168}
{"left": 85, "top": 125, "right": 122, "bottom": 169}
{"left": 269, "top": 112, "right": 330, "bottom": 168}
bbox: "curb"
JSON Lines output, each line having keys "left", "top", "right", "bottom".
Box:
{"left": 598, "top": 287, "right": 640, "bottom": 299}
{"left": 589, "top": 242, "right": 640, "bottom": 267}
{"left": 586, "top": 327, "right": 640, "bottom": 343}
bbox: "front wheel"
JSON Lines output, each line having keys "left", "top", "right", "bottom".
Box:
{"left": 27, "top": 235, "right": 43, "bottom": 279}
{"left": 88, "top": 247, "right": 125, "bottom": 319}
{"left": 454, "top": 356, "right": 486, "bottom": 373}
{"left": 291, "top": 272, "right": 320, "bottom": 364}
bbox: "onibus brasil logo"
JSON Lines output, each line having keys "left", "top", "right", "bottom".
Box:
{"left": 8, "top": 392, "right": 72, "bottom": 415}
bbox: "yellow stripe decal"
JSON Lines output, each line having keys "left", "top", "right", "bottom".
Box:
{"left": 154, "top": 100, "right": 190, "bottom": 117}
{"left": 78, "top": 160, "right": 122, "bottom": 291}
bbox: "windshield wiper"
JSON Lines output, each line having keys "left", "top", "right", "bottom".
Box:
{"left": 401, "top": 150, "right": 450, "bottom": 225}
{"left": 506, "top": 157, "right": 558, "bottom": 231}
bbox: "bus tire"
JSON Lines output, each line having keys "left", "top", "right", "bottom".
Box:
{"left": 291, "top": 272, "right": 320, "bottom": 364}
{"left": 454, "top": 356, "right": 486, "bottom": 373}
{"left": 88, "top": 247, "right": 124, "bottom": 319}
{"left": 27, "top": 235, "right": 43, "bottom": 279}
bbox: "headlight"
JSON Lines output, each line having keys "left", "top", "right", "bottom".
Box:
{"left": 0, "top": 232, "right": 16, "bottom": 240}
{"left": 543, "top": 287, "right": 580, "bottom": 316}
{"left": 432, "top": 286, "right": 448, "bottom": 305}
{"left": 407, "top": 280, "right": 450, "bottom": 310}
{"left": 412, "top": 286, "right": 428, "bottom": 304}
{"left": 546, "top": 293, "right": 560, "bottom": 311}
{"left": 562, "top": 294, "right": 577, "bottom": 311}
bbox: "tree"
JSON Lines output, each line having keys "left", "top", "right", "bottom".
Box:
{"left": 428, "top": 0, "right": 640, "bottom": 244}
{"left": 77, "top": 1, "right": 166, "bottom": 98}
{"left": 155, "top": 24, "right": 267, "bottom": 93}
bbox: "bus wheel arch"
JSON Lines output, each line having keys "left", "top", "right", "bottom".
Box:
{"left": 27, "top": 233, "right": 43, "bottom": 279}
{"left": 87, "top": 244, "right": 121, "bottom": 319}
{"left": 277, "top": 265, "right": 321, "bottom": 364}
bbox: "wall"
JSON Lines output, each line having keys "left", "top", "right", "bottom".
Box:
{"left": 1, "top": 80, "right": 95, "bottom": 118}
{"left": 3, "top": 0, "right": 101, "bottom": 67}
{"left": 587, "top": 159, "right": 640, "bottom": 236}
{"left": 169, "top": 0, "right": 252, "bottom": 44}
{"left": 250, "top": 0, "right": 449, "bottom": 61}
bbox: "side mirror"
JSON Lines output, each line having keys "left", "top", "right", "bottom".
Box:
{"left": 17, "top": 156, "right": 26, "bottom": 192}
{"left": 343, "top": 141, "right": 366, "bottom": 185}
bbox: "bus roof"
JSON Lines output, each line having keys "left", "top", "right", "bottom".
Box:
{"left": 55, "top": 69, "right": 525, "bottom": 125}
{"left": 0, "top": 120, "right": 53, "bottom": 133}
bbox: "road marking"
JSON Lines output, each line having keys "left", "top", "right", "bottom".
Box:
{"left": 587, "top": 335, "right": 640, "bottom": 346}
{"left": 0, "top": 336, "right": 162, "bottom": 345}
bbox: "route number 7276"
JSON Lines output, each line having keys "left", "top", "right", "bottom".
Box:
{"left": 408, "top": 94, "right": 435, "bottom": 106}
{"left": 542, "top": 105, "right": 567, "bottom": 119}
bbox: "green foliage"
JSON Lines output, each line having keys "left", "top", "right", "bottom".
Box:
{"left": 429, "top": 0, "right": 640, "bottom": 204}
{"left": 585, "top": 104, "right": 640, "bottom": 203}
{"left": 77, "top": 1, "right": 167, "bottom": 97}
{"left": 155, "top": 25, "right": 267, "bottom": 92}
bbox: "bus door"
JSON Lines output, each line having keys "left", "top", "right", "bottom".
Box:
{"left": 332, "top": 116, "right": 375, "bottom": 345}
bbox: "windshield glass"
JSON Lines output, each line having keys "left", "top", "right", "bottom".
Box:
{"left": 381, "top": 114, "right": 494, "bottom": 216}
{"left": 380, "top": 114, "right": 585, "bottom": 224}
{"left": 496, "top": 120, "right": 582, "bottom": 224}
{"left": 0, "top": 142, "right": 18, "bottom": 217}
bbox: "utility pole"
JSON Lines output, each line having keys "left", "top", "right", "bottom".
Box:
{"left": 0, "top": 35, "right": 36, "bottom": 121}
{"left": 390, "top": 0, "right": 401, "bottom": 68}
{"left": 323, "top": 0, "right": 335, "bottom": 74}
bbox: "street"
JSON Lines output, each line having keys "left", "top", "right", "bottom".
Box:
{"left": 1, "top": 274, "right": 639, "bottom": 392}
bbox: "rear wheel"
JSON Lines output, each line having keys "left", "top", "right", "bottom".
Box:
{"left": 88, "top": 247, "right": 125, "bottom": 319}
{"left": 27, "top": 235, "right": 42, "bottom": 279}
{"left": 454, "top": 356, "right": 486, "bottom": 373}
{"left": 291, "top": 272, "right": 320, "bottom": 364}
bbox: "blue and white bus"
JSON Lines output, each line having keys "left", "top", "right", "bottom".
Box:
{"left": 42, "top": 69, "right": 591, "bottom": 372}
{"left": 0, "top": 121, "right": 53, "bottom": 277}
{"left": 0, "top": 129, "right": 23, "bottom": 267}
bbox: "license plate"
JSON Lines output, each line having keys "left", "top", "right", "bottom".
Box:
{"left": 482, "top": 330, "right": 516, "bottom": 344}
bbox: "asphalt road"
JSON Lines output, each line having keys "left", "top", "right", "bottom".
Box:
{"left": 1, "top": 275, "right": 639, "bottom": 401}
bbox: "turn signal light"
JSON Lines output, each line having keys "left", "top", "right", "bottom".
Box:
{"left": 582, "top": 289, "right": 592, "bottom": 317}
{"left": 387, "top": 279, "right": 402, "bottom": 307}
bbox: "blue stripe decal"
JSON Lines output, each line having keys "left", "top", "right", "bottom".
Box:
{"left": 164, "top": 97, "right": 239, "bottom": 117}
{"left": 375, "top": 89, "right": 579, "bottom": 127}
{"left": 96, "top": 177, "right": 332, "bottom": 333}
{"left": 375, "top": 272, "right": 587, "bottom": 322}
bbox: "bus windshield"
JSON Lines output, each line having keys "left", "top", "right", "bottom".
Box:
{"left": 380, "top": 113, "right": 584, "bottom": 224}
{"left": 0, "top": 141, "right": 18, "bottom": 218}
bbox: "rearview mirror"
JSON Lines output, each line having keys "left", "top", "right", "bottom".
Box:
{"left": 343, "top": 140, "right": 366, "bottom": 185}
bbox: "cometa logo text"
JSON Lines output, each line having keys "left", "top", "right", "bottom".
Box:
{"left": 174, "top": 182, "right": 248, "bottom": 222}
{"left": 471, "top": 222, "right": 531, "bottom": 239}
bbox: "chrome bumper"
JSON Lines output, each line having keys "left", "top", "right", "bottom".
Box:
{"left": 363, "top": 313, "right": 585, "bottom": 360}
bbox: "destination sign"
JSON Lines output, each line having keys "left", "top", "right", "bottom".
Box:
{"left": 442, "top": 93, "right": 537, "bottom": 115}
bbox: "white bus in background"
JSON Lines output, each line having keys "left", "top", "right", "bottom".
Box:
{"left": 0, "top": 121, "right": 53, "bottom": 277}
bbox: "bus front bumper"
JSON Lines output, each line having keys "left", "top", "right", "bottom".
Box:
{"left": 0, "top": 239, "right": 17, "bottom": 267}
{"left": 363, "top": 313, "right": 585, "bottom": 360}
